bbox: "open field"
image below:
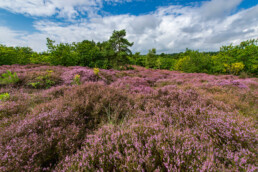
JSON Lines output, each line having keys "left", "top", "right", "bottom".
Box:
{"left": 0, "top": 65, "right": 257, "bottom": 171}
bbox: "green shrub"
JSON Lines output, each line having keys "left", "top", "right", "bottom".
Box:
{"left": 231, "top": 62, "right": 245, "bottom": 75}
{"left": 72, "top": 74, "right": 81, "bottom": 85}
{"left": 0, "top": 70, "right": 19, "bottom": 85}
{"left": 224, "top": 62, "right": 245, "bottom": 75}
{"left": 93, "top": 68, "right": 100, "bottom": 76}
{"left": 28, "top": 81, "right": 41, "bottom": 89}
{"left": 174, "top": 56, "right": 190, "bottom": 71}
{"left": 27, "top": 70, "right": 56, "bottom": 89}
{"left": 0, "top": 93, "right": 10, "bottom": 101}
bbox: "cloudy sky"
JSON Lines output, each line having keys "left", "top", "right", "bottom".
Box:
{"left": 0, "top": 0, "right": 257, "bottom": 53}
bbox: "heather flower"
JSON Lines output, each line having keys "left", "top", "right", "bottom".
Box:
{"left": 0, "top": 65, "right": 257, "bottom": 171}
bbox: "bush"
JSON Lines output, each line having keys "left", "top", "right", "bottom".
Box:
{"left": 174, "top": 56, "right": 190, "bottom": 71}
{"left": 93, "top": 68, "right": 100, "bottom": 76}
{"left": 0, "top": 70, "right": 19, "bottom": 85}
{"left": 0, "top": 92, "right": 10, "bottom": 101}
{"left": 0, "top": 83, "right": 134, "bottom": 171}
{"left": 72, "top": 74, "right": 81, "bottom": 85}
{"left": 57, "top": 109, "right": 257, "bottom": 171}
{"left": 26, "top": 70, "right": 59, "bottom": 89}
{"left": 224, "top": 62, "right": 245, "bottom": 75}
{"left": 0, "top": 65, "right": 257, "bottom": 172}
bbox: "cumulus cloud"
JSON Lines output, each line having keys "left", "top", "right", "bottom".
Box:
{"left": 200, "top": 0, "right": 243, "bottom": 20}
{"left": 0, "top": 0, "right": 132, "bottom": 19}
{"left": 0, "top": 26, "right": 26, "bottom": 46}
{"left": 0, "top": 26, "right": 48, "bottom": 51}
{"left": 0, "top": 0, "right": 257, "bottom": 53}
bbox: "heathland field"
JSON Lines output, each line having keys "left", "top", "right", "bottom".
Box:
{"left": 0, "top": 65, "right": 257, "bottom": 171}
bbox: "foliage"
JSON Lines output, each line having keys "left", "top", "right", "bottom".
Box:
{"left": 93, "top": 67, "right": 100, "bottom": 76}
{"left": 0, "top": 34, "right": 257, "bottom": 76}
{"left": 108, "top": 29, "right": 134, "bottom": 68}
{"left": 72, "top": 74, "right": 81, "bottom": 85}
{"left": 76, "top": 40, "right": 100, "bottom": 67}
{"left": 109, "top": 30, "right": 134, "bottom": 55}
{"left": 156, "top": 57, "right": 162, "bottom": 69}
{"left": 0, "top": 70, "right": 19, "bottom": 85}
{"left": 133, "top": 39, "right": 257, "bottom": 76}
{"left": 28, "top": 81, "right": 41, "bottom": 88}
{"left": 0, "top": 45, "right": 33, "bottom": 65}
{"left": 174, "top": 56, "right": 190, "bottom": 71}
{"left": 224, "top": 62, "right": 245, "bottom": 75}
{"left": 218, "top": 39, "right": 258, "bottom": 75}
{"left": 0, "top": 93, "right": 10, "bottom": 101}
{"left": 145, "top": 48, "right": 156, "bottom": 68}
{"left": 173, "top": 50, "right": 212, "bottom": 73}
{"left": 47, "top": 38, "right": 79, "bottom": 66}
{"left": 27, "top": 70, "right": 56, "bottom": 89}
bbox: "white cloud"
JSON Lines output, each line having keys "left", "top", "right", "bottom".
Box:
{"left": 0, "top": 0, "right": 258, "bottom": 53}
{"left": 0, "top": 0, "right": 58, "bottom": 17}
{"left": 0, "top": 26, "right": 26, "bottom": 46}
{"left": 200, "top": 0, "right": 243, "bottom": 20}
{"left": 0, "top": 26, "right": 47, "bottom": 51}
{"left": 0, "top": 0, "right": 132, "bottom": 19}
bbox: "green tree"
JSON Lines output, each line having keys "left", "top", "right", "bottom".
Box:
{"left": 0, "top": 45, "right": 34, "bottom": 65}
{"left": 108, "top": 30, "right": 134, "bottom": 68}
{"left": 218, "top": 39, "right": 258, "bottom": 75}
{"left": 129, "top": 52, "right": 141, "bottom": 65}
{"left": 156, "top": 57, "right": 161, "bottom": 69}
{"left": 46, "top": 38, "right": 56, "bottom": 52}
{"left": 76, "top": 40, "right": 100, "bottom": 67}
{"left": 174, "top": 50, "right": 212, "bottom": 73}
{"left": 46, "top": 38, "right": 78, "bottom": 66}
{"left": 15, "top": 47, "right": 33, "bottom": 65}
{"left": 146, "top": 48, "right": 157, "bottom": 68}
{"left": 97, "top": 41, "right": 115, "bottom": 69}
{"left": 0, "top": 45, "right": 15, "bottom": 65}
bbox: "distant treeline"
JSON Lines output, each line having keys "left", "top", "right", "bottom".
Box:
{"left": 0, "top": 30, "right": 257, "bottom": 75}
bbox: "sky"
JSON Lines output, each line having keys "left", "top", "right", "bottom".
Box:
{"left": 0, "top": 0, "right": 257, "bottom": 54}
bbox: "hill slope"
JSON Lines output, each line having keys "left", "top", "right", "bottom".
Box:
{"left": 0, "top": 65, "right": 257, "bottom": 171}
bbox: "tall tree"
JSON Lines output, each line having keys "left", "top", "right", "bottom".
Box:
{"left": 146, "top": 48, "right": 156, "bottom": 68}
{"left": 108, "top": 30, "right": 134, "bottom": 68}
{"left": 76, "top": 40, "right": 100, "bottom": 67}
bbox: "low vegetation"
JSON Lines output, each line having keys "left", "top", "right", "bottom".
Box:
{"left": 0, "top": 70, "right": 19, "bottom": 85}
{"left": 0, "top": 65, "right": 257, "bottom": 171}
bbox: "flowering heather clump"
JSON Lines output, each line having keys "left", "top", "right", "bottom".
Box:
{"left": 0, "top": 83, "right": 134, "bottom": 171}
{"left": 98, "top": 69, "right": 119, "bottom": 84}
{"left": 218, "top": 79, "right": 248, "bottom": 88}
{"left": 0, "top": 65, "right": 257, "bottom": 171}
{"left": 57, "top": 112, "right": 257, "bottom": 171}
{"left": 61, "top": 66, "right": 99, "bottom": 85}
{"left": 0, "top": 88, "right": 37, "bottom": 119}
{"left": 111, "top": 76, "right": 154, "bottom": 94}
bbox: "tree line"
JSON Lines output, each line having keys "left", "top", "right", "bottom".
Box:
{"left": 0, "top": 30, "right": 257, "bottom": 75}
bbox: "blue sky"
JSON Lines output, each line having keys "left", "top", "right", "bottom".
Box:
{"left": 0, "top": 0, "right": 257, "bottom": 53}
